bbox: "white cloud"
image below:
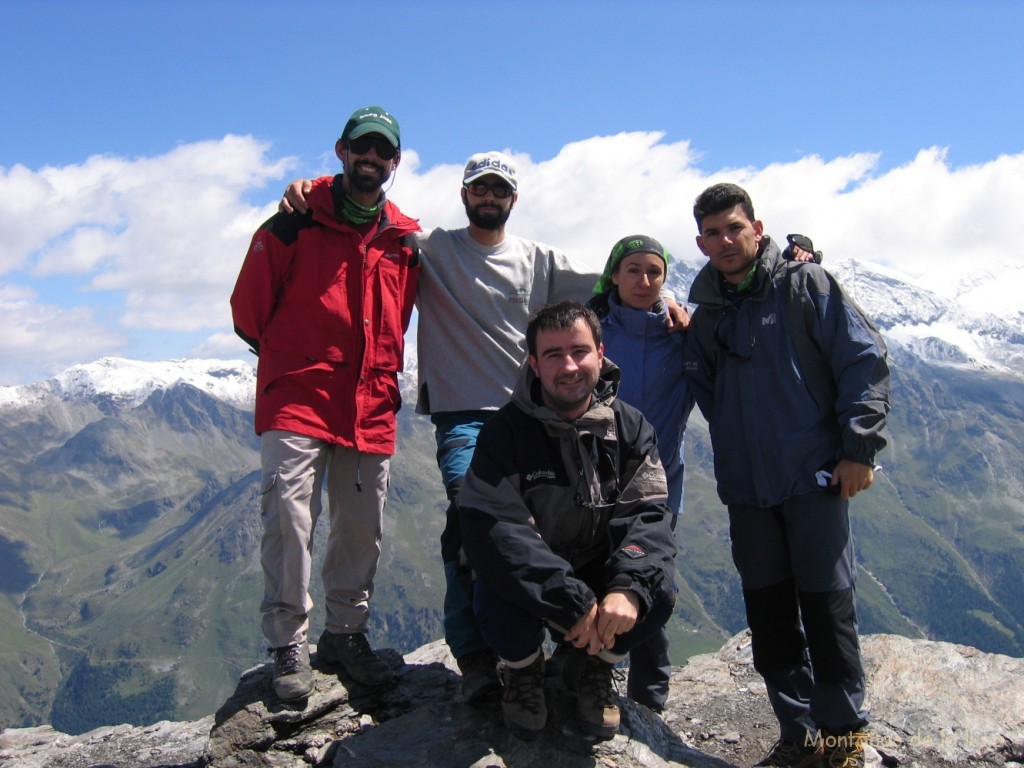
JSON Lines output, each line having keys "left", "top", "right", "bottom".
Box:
{"left": 2, "top": 132, "right": 1023, "bottom": 385}
{"left": 191, "top": 331, "right": 254, "bottom": 362}
{"left": 393, "top": 135, "right": 1024, "bottom": 305}
{"left": 0, "top": 282, "right": 126, "bottom": 382}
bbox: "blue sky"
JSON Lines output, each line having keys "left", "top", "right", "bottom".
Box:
{"left": 2, "top": 0, "right": 1023, "bottom": 385}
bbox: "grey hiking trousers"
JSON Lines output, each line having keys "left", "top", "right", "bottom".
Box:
{"left": 259, "top": 430, "right": 389, "bottom": 648}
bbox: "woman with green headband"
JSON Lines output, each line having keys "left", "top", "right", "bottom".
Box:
{"left": 587, "top": 234, "right": 694, "bottom": 714}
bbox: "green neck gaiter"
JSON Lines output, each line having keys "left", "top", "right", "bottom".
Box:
{"left": 736, "top": 262, "right": 758, "bottom": 293}
{"left": 341, "top": 193, "right": 382, "bottom": 225}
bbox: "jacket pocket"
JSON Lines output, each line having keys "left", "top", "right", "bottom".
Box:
{"left": 371, "top": 256, "right": 405, "bottom": 371}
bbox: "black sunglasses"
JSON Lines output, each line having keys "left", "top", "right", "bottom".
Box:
{"left": 347, "top": 135, "right": 398, "bottom": 160}
{"left": 464, "top": 182, "right": 514, "bottom": 199}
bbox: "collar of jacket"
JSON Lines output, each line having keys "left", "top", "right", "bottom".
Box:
{"left": 689, "top": 236, "right": 783, "bottom": 307}
{"left": 305, "top": 175, "right": 420, "bottom": 241}
{"left": 327, "top": 173, "right": 388, "bottom": 226}
{"left": 511, "top": 357, "right": 621, "bottom": 432}
{"left": 606, "top": 290, "right": 669, "bottom": 334}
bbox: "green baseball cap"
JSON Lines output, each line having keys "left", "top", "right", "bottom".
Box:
{"left": 341, "top": 105, "right": 400, "bottom": 148}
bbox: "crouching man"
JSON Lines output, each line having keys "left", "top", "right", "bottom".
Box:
{"left": 458, "top": 301, "right": 677, "bottom": 740}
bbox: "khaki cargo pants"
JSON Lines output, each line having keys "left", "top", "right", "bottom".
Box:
{"left": 259, "top": 430, "right": 389, "bottom": 648}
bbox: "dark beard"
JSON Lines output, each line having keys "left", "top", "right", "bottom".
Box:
{"left": 349, "top": 163, "right": 391, "bottom": 194}
{"left": 464, "top": 201, "right": 511, "bottom": 230}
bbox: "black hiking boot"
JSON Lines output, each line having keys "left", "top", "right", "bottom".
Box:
{"left": 457, "top": 648, "right": 501, "bottom": 705}
{"left": 562, "top": 648, "right": 620, "bottom": 740}
{"left": 821, "top": 730, "right": 867, "bottom": 767}
{"left": 753, "top": 738, "right": 824, "bottom": 767}
{"left": 499, "top": 653, "right": 547, "bottom": 739}
{"left": 271, "top": 642, "right": 313, "bottom": 701}
{"left": 316, "top": 630, "right": 394, "bottom": 686}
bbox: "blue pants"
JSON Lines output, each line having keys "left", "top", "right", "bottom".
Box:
{"left": 729, "top": 491, "right": 868, "bottom": 741}
{"left": 432, "top": 410, "right": 494, "bottom": 660}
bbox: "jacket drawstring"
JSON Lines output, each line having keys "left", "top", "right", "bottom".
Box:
{"left": 355, "top": 451, "right": 363, "bottom": 492}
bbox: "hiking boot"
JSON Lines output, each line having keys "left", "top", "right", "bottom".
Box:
{"left": 499, "top": 653, "right": 547, "bottom": 738}
{"left": 271, "top": 642, "right": 313, "bottom": 701}
{"left": 456, "top": 648, "right": 501, "bottom": 705}
{"left": 753, "top": 738, "right": 823, "bottom": 767}
{"left": 316, "top": 630, "right": 394, "bottom": 686}
{"left": 562, "top": 649, "right": 620, "bottom": 740}
{"left": 821, "top": 730, "right": 867, "bottom": 767}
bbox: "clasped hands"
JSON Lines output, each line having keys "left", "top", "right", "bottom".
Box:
{"left": 564, "top": 590, "right": 640, "bottom": 655}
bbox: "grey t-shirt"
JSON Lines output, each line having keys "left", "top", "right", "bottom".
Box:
{"left": 413, "top": 227, "right": 597, "bottom": 414}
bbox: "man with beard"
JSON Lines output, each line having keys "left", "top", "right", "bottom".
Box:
{"left": 414, "top": 152, "right": 608, "bottom": 702}
{"left": 231, "top": 106, "right": 420, "bottom": 701}
{"left": 281, "top": 151, "right": 606, "bottom": 704}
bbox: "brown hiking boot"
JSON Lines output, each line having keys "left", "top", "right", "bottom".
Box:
{"left": 753, "top": 738, "right": 824, "bottom": 767}
{"left": 821, "top": 730, "right": 867, "bottom": 767}
{"left": 316, "top": 630, "right": 394, "bottom": 686}
{"left": 457, "top": 648, "right": 501, "bottom": 705}
{"left": 562, "top": 649, "right": 620, "bottom": 740}
{"left": 271, "top": 642, "right": 313, "bottom": 701}
{"left": 499, "top": 653, "right": 547, "bottom": 738}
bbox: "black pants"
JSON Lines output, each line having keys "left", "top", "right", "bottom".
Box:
{"left": 729, "top": 491, "right": 868, "bottom": 741}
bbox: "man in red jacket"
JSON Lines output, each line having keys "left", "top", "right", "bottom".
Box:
{"left": 231, "top": 106, "right": 420, "bottom": 700}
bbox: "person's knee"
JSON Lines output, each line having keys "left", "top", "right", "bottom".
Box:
{"left": 744, "top": 579, "right": 807, "bottom": 673}
{"left": 799, "top": 587, "right": 863, "bottom": 684}
{"left": 473, "top": 582, "right": 543, "bottom": 661}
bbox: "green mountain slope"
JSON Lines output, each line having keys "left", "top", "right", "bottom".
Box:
{"left": 0, "top": 347, "right": 1021, "bottom": 732}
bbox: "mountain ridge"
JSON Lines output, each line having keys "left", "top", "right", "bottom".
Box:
{"left": 0, "top": 258, "right": 1022, "bottom": 416}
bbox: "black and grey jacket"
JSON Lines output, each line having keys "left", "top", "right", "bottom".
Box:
{"left": 684, "top": 237, "right": 891, "bottom": 508}
{"left": 458, "top": 358, "right": 677, "bottom": 633}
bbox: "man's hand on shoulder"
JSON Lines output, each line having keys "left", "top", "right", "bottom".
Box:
{"left": 279, "top": 179, "right": 314, "bottom": 215}
{"left": 664, "top": 298, "right": 690, "bottom": 333}
{"left": 785, "top": 234, "right": 823, "bottom": 264}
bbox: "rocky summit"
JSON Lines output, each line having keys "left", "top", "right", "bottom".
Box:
{"left": 2, "top": 631, "right": 1022, "bottom": 768}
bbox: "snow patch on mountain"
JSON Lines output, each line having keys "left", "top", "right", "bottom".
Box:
{"left": 829, "top": 259, "right": 1024, "bottom": 378}
{"left": 0, "top": 357, "right": 257, "bottom": 410}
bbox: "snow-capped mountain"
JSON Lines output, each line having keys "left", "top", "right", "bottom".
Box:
{"left": 829, "top": 260, "right": 1024, "bottom": 377}
{"left": 0, "top": 259, "right": 1021, "bottom": 411}
{"left": 667, "top": 258, "right": 1024, "bottom": 380}
{"left": 0, "top": 357, "right": 257, "bottom": 410}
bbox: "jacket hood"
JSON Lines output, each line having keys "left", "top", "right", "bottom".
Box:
{"left": 510, "top": 356, "right": 622, "bottom": 429}
{"left": 687, "top": 235, "right": 784, "bottom": 306}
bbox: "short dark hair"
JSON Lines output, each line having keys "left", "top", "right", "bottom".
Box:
{"left": 526, "top": 301, "right": 602, "bottom": 357}
{"left": 693, "top": 183, "right": 756, "bottom": 230}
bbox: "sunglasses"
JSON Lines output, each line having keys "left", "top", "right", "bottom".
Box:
{"left": 464, "top": 182, "right": 514, "bottom": 199}
{"left": 347, "top": 135, "right": 398, "bottom": 161}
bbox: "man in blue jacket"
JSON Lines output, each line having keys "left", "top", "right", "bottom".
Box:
{"left": 684, "top": 183, "right": 890, "bottom": 768}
